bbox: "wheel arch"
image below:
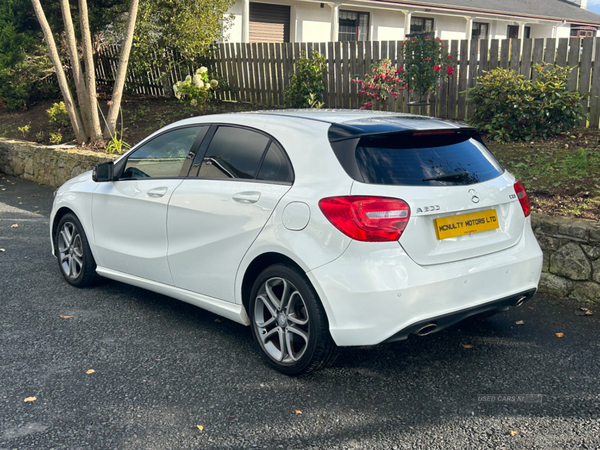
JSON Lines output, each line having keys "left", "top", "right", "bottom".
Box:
{"left": 240, "top": 252, "right": 307, "bottom": 314}
{"left": 51, "top": 206, "right": 77, "bottom": 252}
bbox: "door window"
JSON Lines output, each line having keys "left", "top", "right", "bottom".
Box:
{"left": 197, "top": 126, "right": 293, "bottom": 183}
{"left": 122, "top": 126, "right": 206, "bottom": 179}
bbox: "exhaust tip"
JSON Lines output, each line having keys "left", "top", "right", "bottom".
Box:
{"left": 515, "top": 295, "right": 528, "bottom": 307}
{"left": 416, "top": 323, "right": 437, "bottom": 337}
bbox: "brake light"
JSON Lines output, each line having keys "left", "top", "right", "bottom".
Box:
{"left": 514, "top": 180, "right": 531, "bottom": 217}
{"left": 319, "top": 196, "right": 411, "bottom": 242}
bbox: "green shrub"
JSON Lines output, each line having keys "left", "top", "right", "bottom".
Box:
{"left": 467, "top": 64, "right": 586, "bottom": 142}
{"left": 173, "top": 67, "right": 218, "bottom": 111}
{"left": 49, "top": 132, "right": 62, "bottom": 145}
{"left": 47, "top": 101, "right": 69, "bottom": 127}
{"left": 284, "top": 50, "right": 328, "bottom": 108}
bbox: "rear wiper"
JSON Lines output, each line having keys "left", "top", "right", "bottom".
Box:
{"left": 423, "top": 171, "right": 470, "bottom": 182}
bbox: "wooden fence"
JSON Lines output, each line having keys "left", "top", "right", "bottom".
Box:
{"left": 210, "top": 38, "right": 600, "bottom": 128}
{"left": 94, "top": 38, "right": 600, "bottom": 128}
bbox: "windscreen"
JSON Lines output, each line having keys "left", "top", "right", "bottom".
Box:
{"left": 355, "top": 132, "right": 504, "bottom": 186}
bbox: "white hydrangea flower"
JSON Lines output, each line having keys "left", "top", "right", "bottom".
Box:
{"left": 185, "top": 75, "right": 192, "bottom": 83}
{"left": 204, "top": 82, "right": 211, "bottom": 89}
{"left": 190, "top": 99, "right": 198, "bottom": 106}
{"left": 198, "top": 67, "right": 208, "bottom": 74}
{"left": 193, "top": 74, "right": 203, "bottom": 87}
{"left": 210, "top": 79, "right": 218, "bottom": 88}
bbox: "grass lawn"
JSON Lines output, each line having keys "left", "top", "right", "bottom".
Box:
{"left": 1, "top": 96, "right": 599, "bottom": 220}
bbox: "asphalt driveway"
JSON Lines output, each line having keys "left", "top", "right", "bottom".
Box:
{"left": 1, "top": 173, "right": 599, "bottom": 450}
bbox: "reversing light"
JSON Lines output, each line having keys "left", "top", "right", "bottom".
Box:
{"left": 319, "top": 196, "right": 411, "bottom": 242}
{"left": 514, "top": 180, "right": 531, "bottom": 217}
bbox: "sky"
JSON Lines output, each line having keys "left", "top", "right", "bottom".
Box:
{"left": 588, "top": 0, "right": 600, "bottom": 15}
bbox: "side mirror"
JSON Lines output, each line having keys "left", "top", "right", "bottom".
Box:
{"left": 92, "top": 161, "right": 114, "bottom": 182}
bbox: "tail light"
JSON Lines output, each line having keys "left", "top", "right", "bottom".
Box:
{"left": 318, "top": 196, "right": 410, "bottom": 242}
{"left": 514, "top": 180, "right": 531, "bottom": 217}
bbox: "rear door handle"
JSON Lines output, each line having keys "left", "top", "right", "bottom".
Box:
{"left": 147, "top": 187, "right": 168, "bottom": 198}
{"left": 233, "top": 191, "right": 261, "bottom": 204}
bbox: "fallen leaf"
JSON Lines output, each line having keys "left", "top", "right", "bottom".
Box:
{"left": 196, "top": 425, "right": 204, "bottom": 431}
{"left": 295, "top": 410, "right": 302, "bottom": 414}
{"left": 214, "top": 319, "right": 221, "bottom": 322}
{"left": 461, "top": 344, "right": 474, "bottom": 349}
{"left": 509, "top": 430, "right": 519, "bottom": 436}
{"left": 0, "top": 248, "right": 5, "bottom": 252}
{"left": 576, "top": 307, "right": 593, "bottom": 316}
{"left": 10, "top": 224, "right": 18, "bottom": 228}
{"left": 555, "top": 332, "right": 564, "bottom": 338}
{"left": 528, "top": 306, "right": 534, "bottom": 310}
{"left": 515, "top": 320, "right": 525, "bottom": 325}
{"left": 59, "top": 315, "right": 72, "bottom": 319}
{"left": 86, "top": 369, "right": 95, "bottom": 374}
{"left": 24, "top": 397, "right": 36, "bottom": 402}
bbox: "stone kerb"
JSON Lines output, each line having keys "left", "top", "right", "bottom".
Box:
{"left": 0, "top": 137, "right": 118, "bottom": 187}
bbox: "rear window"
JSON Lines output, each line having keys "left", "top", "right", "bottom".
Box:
{"left": 354, "top": 132, "right": 503, "bottom": 186}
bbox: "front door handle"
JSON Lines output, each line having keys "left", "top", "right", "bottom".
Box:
{"left": 147, "top": 187, "right": 168, "bottom": 198}
{"left": 233, "top": 191, "right": 261, "bottom": 204}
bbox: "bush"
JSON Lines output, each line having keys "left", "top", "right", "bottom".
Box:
{"left": 284, "top": 50, "right": 327, "bottom": 108}
{"left": 401, "top": 36, "right": 454, "bottom": 98}
{"left": 352, "top": 59, "right": 405, "bottom": 110}
{"left": 173, "top": 67, "right": 218, "bottom": 111}
{"left": 47, "top": 101, "right": 69, "bottom": 127}
{"left": 467, "top": 64, "right": 586, "bottom": 142}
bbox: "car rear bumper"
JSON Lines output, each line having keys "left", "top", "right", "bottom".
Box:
{"left": 307, "top": 224, "right": 543, "bottom": 346}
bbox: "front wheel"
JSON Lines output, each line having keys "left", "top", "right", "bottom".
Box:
{"left": 249, "top": 264, "right": 338, "bottom": 376}
{"left": 55, "top": 213, "right": 99, "bottom": 287}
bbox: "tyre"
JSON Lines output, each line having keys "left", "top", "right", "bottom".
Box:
{"left": 249, "top": 264, "right": 338, "bottom": 376}
{"left": 55, "top": 213, "right": 99, "bottom": 287}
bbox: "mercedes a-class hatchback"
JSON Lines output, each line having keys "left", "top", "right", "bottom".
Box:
{"left": 50, "top": 110, "right": 543, "bottom": 375}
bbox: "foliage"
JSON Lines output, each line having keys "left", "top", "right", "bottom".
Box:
{"left": 0, "top": 0, "right": 126, "bottom": 110}
{"left": 128, "top": 0, "right": 234, "bottom": 95}
{"left": 284, "top": 50, "right": 328, "bottom": 108}
{"left": 467, "top": 65, "right": 586, "bottom": 142}
{"left": 352, "top": 59, "right": 405, "bottom": 110}
{"left": 49, "top": 131, "right": 62, "bottom": 145}
{"left": 307, "top": 93, "right": 324, "bottom": 109}
{"left": 17, "top": 125, "right": 29, "bottom": 137}
{"left": 98, "top": 102, "right": 130, "bottom": 154}
{"left": 47, "top": 102, "right": 69, "bottom": 127}
{"left": 401, "top": 36, "right": 455, "bottom": 97}
{"left": 173, "top": 67, "right": 218, "bottom": 110}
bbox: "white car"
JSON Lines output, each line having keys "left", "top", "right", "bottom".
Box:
{"left": 50, "top": 110, "right": 543, "bottom": 375}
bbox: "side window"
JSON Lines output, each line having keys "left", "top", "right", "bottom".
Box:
{"left": 256, "top": 142, "right": 292, "bottom": 183}
{"left": 198, "top": 126, "right": 269, "bottom": 179}
{"left": 122, "top": 126, "right": 205, "bottom": 179}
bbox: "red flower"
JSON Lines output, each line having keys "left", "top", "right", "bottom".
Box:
{"left": 446, "top": 66, "right": 454, "bottom": 76}
{"left": 447, "top": 55, "right": 454, "bottom": 59}
{"left": 433, "top": 65, "right": 442, "bottom": 72}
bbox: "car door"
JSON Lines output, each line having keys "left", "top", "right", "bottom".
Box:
{"left": 92, "top": 125, "right": 207, "bottom": 284}
{"left": 167, "top": 125, "right": 293, "bottom": 302}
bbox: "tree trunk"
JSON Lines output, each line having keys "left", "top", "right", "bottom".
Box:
{"left": 78, "top": 0, "right": 103, "bottom": 141}
{"left": 31, "top": 0, "right": 87, "bottom": 144}
{"left": 58, "top": 0, "right": 91, "bottom": 140}
{"left": 104, "top": 0, "right": 139, "bottom": 138}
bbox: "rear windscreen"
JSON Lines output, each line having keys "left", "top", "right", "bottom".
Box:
{"left": 355, "top": 133, "right": 504, "bottom": 186}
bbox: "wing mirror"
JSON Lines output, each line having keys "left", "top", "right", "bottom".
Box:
{"left": 92, "top": 161, "right": 114, "bottom": 182}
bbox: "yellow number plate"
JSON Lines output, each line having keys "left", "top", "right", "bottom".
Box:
{"left": 434, "top": 209, "right": 499, "bottom": 240}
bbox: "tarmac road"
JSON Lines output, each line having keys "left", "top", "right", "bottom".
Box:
{"left": 1, "top": 173, "right": 599, "bottom": 450}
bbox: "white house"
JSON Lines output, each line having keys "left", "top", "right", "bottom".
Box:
{"left": 224, "top": 0, "right": 600, "bottom": 43}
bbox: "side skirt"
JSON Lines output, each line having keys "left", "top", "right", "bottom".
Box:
{"left": 95, "top": 266, "right": 251, "bottom": 326}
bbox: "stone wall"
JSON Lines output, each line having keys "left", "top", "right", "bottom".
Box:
{"left": 533, "top": 214, "right": 600, "bottom": 303}
{"left": 0, "top": 138, "right": 598, "bottom": 302}
{"left": 0, "top": 138, "right": 118, "bottom": 187}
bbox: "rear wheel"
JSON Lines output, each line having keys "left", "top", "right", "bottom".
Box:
{"left": 55, "top": 213, "right": 99, "bottom": 287}
{"left": 249, "top": 264, "right": 338, "bottom": 376}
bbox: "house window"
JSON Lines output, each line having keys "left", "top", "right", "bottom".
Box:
{"left": 249, "top": 2, "right": 291, "bottom": 43}
{"left": 339, "top": 10, "right": 369, "bottom": 41}
{"left": 507, "top": 25, "right": 530, "bottom": 39}
{"left": 570, "top": 24, "right": 596, "bottom": 38}
{"left": 410, "top": 17, "right": 434, "bottom": 38}
{"left": 472, "top": 22, "right": 488, "bottom": 40}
